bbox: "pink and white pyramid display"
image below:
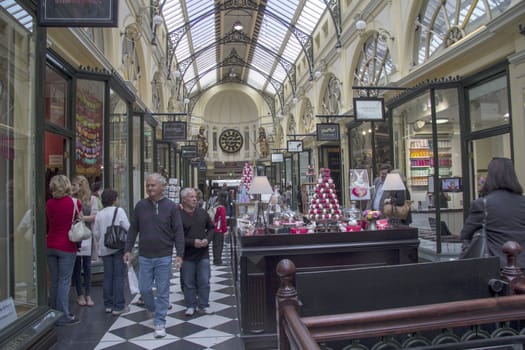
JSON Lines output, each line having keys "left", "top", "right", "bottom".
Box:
{"left": 239, "top": 162, "right": 253, "bottom": 191}
{"left": 308, "top": 168, "right": 342, "bottom": 221}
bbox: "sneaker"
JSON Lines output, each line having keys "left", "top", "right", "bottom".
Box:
{"left": 77, "top": 295, "right": 86, "bottom": 306}
{"left": 185, "top": 307, "right": 195, "bottom": 316}
{"left": 199, "top": 307, "right": 213, "bottom": 315}
{"left": 104, "top": 308, "right": 112, "bottom": 313}
{"left": 112, "top": 306, "right": 129, "bottom": 316}
{"left": 154, "top": 326, "right": 166, "bottom": 338}
{"left": 86, "top": 296, "right": 95, "bottom": 307}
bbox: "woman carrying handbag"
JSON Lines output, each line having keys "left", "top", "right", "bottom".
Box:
{"left": 92, "top": 189, "right": 131, "bottom": 315}
{"left": 460, "top": 157, "right": 525, "bottom": 268}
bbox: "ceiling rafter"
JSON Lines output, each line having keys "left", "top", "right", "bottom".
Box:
{"left": 163, "top": 0, "right": 324, "bottom": 100}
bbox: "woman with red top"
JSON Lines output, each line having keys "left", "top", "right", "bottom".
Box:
{"left": 46, "top": 175, "right": 82, "bottom": 326}
{"left": 211, "top": 191, "right": 228, "bottom": 265}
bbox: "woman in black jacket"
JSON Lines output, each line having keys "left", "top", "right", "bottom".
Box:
{"left": 461, "top": 157, "right": 525, "bottom": 268}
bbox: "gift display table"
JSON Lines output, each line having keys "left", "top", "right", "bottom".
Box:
{"left": 231, "top": 227, "right": 419, "bottom": 349}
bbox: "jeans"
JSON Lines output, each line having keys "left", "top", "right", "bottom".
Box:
{"left": 181, "top": 258, "right": 211, "bottom": 309}
{"left": 138, "top": 255, "right": 172, "bottom": 328}
{"left": 102, "top": 251, "right": 126, "bottom": 311}
{"left": 47, "top": 248, "right": 77, "bottom": 324}
{"left": 212, "top": 232, "right": 224, "bottom": 264}
{"left": 73, "top": 256, "right": 92, "bottom": 296}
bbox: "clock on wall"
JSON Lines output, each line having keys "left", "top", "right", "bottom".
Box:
{"left": 219, "top": 129, "right": 243, "bottom": 153}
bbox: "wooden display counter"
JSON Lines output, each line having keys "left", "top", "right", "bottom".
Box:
{"left": 231, "top": 227, "right": 419, "bottom": 349}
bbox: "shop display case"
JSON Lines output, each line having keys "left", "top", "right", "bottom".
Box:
{"left": 232, "top": 227, "right": 419, "bottom": 349}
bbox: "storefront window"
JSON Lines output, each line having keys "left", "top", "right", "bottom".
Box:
{"left": 350, "top": 122, "right": 373, "bottom": 172}
{"left": 109, "top": 90, "right": 129, "bottom": 212}
{"left": 76, "top": 79, "right": 103, "bottom": 185}
{"left": 468, "top": 75, "right": 509, "bottom": 132}
{"left": 471, "top": 134, "right": 511, "bottom": 197}
{"left": 144, "top": 123, "right": 154, "bottom": 176}
{"left": 132, "top": 116, "right": 141, "bottom": 205}
{"left": 0, "top": 3, "right": 36, "bottom": 324}
{"left": 392, "top": 88, "right": 463, "bottom": 245}
{"left": 45, "top": 67, "right": 67, "bottom": 128}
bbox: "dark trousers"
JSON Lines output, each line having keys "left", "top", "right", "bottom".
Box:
{"left": 212, "top": 231, "right": 224, "bottom": 265}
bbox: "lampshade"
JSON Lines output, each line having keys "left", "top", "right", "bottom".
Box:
{"left": 382, "top": 173, "right": 406, "bottom": 191}
{"left": 249, "top": 176, "right": 273, "bottom": 195}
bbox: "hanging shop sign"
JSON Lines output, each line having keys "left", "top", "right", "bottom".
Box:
{"left": 38, "top": 0, "right": 119, "bottom": 27}
{"left": 316, "top": 123, "right": 340, "bottom": 141}
{"left": 353, "top": 97, "right": 385, "bottom": 121}
{"left": 271, "top": 153, "right": 284, "bottom": 163}
{"left": 287, "top": 140, "right": 303, "bottom": 153}
{"left": 162, "top": 121, "right": 187, "bottom": 142}
{"left": 181, "top": 145, "right": 198, "bottom": 159}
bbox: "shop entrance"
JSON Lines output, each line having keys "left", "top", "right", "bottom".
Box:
{"left": 44, "top": 133, "right": 70, "bottom": 200}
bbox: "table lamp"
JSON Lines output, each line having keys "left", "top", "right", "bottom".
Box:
{"left": 248, "top": 176, "right": 274, "bottom": 232}
{"left": 382, "top": 172, "right": 406, "bottom": 226}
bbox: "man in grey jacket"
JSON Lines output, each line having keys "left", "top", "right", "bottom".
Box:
{"left": 124, "top": 173, "right": 184, "bottom": 339}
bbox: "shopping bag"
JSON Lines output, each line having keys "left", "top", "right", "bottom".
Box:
{"left": 127, "top": 264, "right": 139, "bottom": 294}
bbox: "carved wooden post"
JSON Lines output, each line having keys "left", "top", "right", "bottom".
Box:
{"left": 500, "top": 241, "right": 525, "bottom": 294}
{"left": 276, "top": 259, "right": 300, "bottom": 350}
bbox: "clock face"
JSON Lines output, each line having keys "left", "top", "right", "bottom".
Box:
{"left": 219, "top": 129, "right": 243, "bottom": 153}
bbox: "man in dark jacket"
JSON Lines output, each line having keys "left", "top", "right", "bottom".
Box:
{"left": 124, "top": 173, "right": 185, "bottom": 338}
{"left": 179, "top": 187, "right": 215, "bottom": 316}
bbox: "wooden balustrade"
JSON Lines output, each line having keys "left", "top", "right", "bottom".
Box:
{"left": 276, "top": 241, "right": 525, "bottom": 350}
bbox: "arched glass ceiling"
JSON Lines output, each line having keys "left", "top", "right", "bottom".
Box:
{"left": 162, "top": 0, "right": 327, "bottom": 97}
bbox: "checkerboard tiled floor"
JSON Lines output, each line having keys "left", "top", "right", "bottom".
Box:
{"left": 53, "top": 239, "right": 242, "bottom": 350}
{"left": 94, "top": 242, "right": 241, "bottom": 350}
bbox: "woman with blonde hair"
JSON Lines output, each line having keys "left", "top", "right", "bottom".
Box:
{"left": 46, "top": 174, "right": 81, "bottom": 325}
{"left": 71, "top": 175, "right": 100, "bottom": 306}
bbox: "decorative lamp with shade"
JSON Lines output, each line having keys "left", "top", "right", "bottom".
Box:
{"left": 248, "top": 176, "right": 273, "bottom": 232}
{"left": 382, "top": 172, "right": 407, "bottom": 226}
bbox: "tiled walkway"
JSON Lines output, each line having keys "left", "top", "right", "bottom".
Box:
{"left": 52, "top": 240, "right": 244, "bottom": 350}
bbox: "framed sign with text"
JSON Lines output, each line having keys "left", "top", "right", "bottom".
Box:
{"left": 316, "top": 123, "right": 340, "bottom": 141}
{"left": 353, "top": 97, "right": 385, "bottom": 121}
{"left": 271, "top": 153, "right": 284, "bottom": 163}
{"left": 287, "top": 140, "right": 303, "bottom": 153}
{"left": 38, "top": 0, "right": 119, "bottom": 27}
{"left": 181, "top": 145, "right": 198, "bottom": 159}
{"left": 162, "top": 121, "right": 187, "bottom": 142}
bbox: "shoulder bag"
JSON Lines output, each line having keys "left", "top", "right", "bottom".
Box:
{"left": 460, "top": 197, "right": 488, "bottom": 259}
{"left": 104, "top": 208, "right": 127, "bottom": 249}
{"left": 68, "top": 197, "right": 92, "bottom": 242}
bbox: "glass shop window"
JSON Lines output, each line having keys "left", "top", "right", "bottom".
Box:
{"left": 0, "top": 3, "right": 37, "bottom": 325}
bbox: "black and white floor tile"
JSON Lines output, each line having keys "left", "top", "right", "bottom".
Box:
{"left": 53, "top": 240, "right": 243, "bottom": 350}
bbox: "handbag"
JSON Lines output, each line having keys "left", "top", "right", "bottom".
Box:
{"left": 104, "top": 208, "right": 127, "bottom": 249}
{"left": 68, "top": 197, "right": 92, "bottom": 242}
{"left": 384, "top": 200, "right": 412, "bottom": 220}
{"left": 460, "top": 197, "right": 488, "bottom": 259}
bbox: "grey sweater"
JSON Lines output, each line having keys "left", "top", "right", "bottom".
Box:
{"left": 125, "top": 197, "right": 184, "bottom": 259}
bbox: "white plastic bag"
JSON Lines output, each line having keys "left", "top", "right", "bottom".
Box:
{"left": 127, "top": 264, "right": 139, "bottom": 294}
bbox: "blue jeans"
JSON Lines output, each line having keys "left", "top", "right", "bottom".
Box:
{"left": 47, "top": 248, "right": 77, "bottom": 324}
{"left": 181, "top": 258, "right": 211, "bottom": 309}
{"left": 102, "top": 251, "right": 126, "bottom": 311}
{"left": 73, "top": 256, "right": 92, "bottom": 296}
{"left": 138, "top": 255, "right": 172, "bottom": 328}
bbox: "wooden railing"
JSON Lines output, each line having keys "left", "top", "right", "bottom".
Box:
{"left": 276, "top": 241, "right": 525, "bottom": 350}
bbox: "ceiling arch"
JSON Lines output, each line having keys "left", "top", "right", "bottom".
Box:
{"left": 160, "top": 0, "right": 329, "bottom": 100}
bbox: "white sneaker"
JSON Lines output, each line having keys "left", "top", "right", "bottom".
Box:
{"left": 185, "top": 307, "right": 195, "bottom": 316}
{"left": 154, "top": 326, "right": 166, "bottom": 338}
{"left": 199, "top": 307, "right": 213, "bottom": 315}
